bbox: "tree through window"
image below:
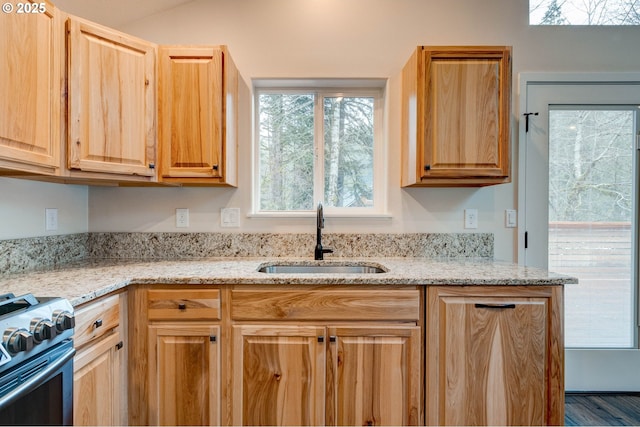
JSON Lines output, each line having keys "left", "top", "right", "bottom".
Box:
{"left": 255, "top": 84, "right": 383, "bottom": 214}
{"left": 530, "top": 0, "right": 640, "bottom": 25}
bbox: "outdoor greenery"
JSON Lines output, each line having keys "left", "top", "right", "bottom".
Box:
{"left": 258, "top": 93, "right": 374, "bottom": 211}
{"left": 530, "top": 0, "right": 640, "bottom": 24}
{"left": 258, "top": 93, "right": 314, "bottom": 211}
{"left": 323, "top": 97, "right": 374, "bottom": 208}
{"left": 548, "top": 109, "right": 634, "bottom": 222}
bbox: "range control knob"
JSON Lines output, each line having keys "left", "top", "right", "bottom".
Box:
{"left": 3, "top": 328, "right": 34, "bottom": 354}
{"left": 52, "top": 310, "right": 75, "bottom": 333}
{"left": 30, "top": 318, "right": 58, "bottom": 343}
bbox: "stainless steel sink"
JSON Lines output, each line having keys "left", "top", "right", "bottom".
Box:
{"left": 258, "top": 263, "right": 386, "bottom": 274}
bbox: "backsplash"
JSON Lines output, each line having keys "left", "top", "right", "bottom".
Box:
{"left": 1, "top": 232, "right": 493, "bottom": 276}
{"left": 0, "top": 234, "right": 89, "bottom": 275}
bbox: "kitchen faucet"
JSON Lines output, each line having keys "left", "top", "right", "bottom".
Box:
{"left": 315, "top": 203, "right": 333, "bottom": 260}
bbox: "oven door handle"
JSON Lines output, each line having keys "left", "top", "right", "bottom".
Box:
{"left": 0, "top": 346, "right": 76, "bottom": 410}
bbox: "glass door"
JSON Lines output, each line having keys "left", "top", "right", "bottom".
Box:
{"left": 549, "top": 106, "right": 636, "bottom": 349}
{"left": 523, "top": 80, "right": 640, "bottom": 391}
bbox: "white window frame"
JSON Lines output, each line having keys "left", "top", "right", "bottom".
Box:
{"left": 251, "top": 79, "right": 388, "bottom": 218}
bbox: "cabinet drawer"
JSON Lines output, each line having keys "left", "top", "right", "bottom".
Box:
{"left": 74, "top": 294, "right": 120, "bottom": 349}
{"left": 231, "top": 289, "right": 420, "bottom": 321}
{"left": 147, "top": 289, "right": 221, "bottom": 321}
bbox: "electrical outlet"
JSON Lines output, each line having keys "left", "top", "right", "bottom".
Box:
{"left": 175, "top": 208, "right": 189, "bottom": 228}
{"left": 464, "top": 209, "right": 478, "bottom": 229}
{"left": 221, "top": 208, "right": 240, "bottom": 228}
{"left": 45, "top": 208, "right": 58, "bottom": 231}
{"left": 505, "top": 209, "right": 517, "bottom": 228}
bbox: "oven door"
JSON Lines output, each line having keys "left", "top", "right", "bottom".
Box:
{"left": 0, "top": 339, "right": 75, "bottom": 426}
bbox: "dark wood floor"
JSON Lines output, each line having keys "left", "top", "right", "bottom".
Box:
{"left": 565, "top": 393, "right": 640, "bottom": 426}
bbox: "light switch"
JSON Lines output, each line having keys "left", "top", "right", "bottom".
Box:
{"left": 45, "top": 208, "right": 58, "bottom": 231}
{"left": 505, "top": 209, "right": 517, "bottom": 228}
{"left": 221, "top": 208, "right": 240, "bottom": 228}
{"left": 176, "top": 208, "right": 189, "bottom": 228}
{"left": 464, "top": 209, "right": 478, "bottom": 229}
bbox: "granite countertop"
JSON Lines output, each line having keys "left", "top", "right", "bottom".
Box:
{"left": 0, "top": 257, "right": 577, "bottom": 307}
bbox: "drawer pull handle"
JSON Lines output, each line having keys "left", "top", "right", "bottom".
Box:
{"left": 475, "top": 303, "right": 516, "bottom": 309}
{"left": 210, "top": 335, "right": 217, "bottom": 342}
{"left": 178, "top": 303, "right": 186, "bottom": 310}
{"left": 93, "top": 319, "right": 103, "bottom": 328}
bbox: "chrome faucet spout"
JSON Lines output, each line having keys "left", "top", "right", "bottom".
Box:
{"left": 315, "top": 203, "right": 333, "bottom": 260}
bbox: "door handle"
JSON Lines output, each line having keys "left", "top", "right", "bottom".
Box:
{"left": 474, "top": 303, "right": 516, "bottom": 309}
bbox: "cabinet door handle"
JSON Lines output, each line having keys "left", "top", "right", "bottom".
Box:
{"left": 115, "top": 341, "right": 124, "bottom": 350}
{"left": 178, "top": 303, "right": 186, "bottom": 310}
{"left": 318, "top": 336, "right": 324, "bottom": 343}
{"left": 474, "top": 303, "right": 516, "bottom": 309}
{"left": 329, "top": 336, "right": 336, "bottom": 343}
{"left": 93, "top": 319, "right": 103, "bottom": 328}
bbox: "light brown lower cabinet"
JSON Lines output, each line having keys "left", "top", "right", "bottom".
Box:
{"left": 426, "top": 286, "right": 564, "bottom": 426}
{"left": 229, "top": 286, "right": 422, "bottom": 426}
{"left": 232, "top": 324, "right": 420, "bottom": 426}
{"left": 74, "top": 332, "right": 123, "bottom": 425}
{"left": 126, "top": 284, "right": 564, "bottom": 426}
{"left": 147, "top": 324, "right": 220, "bottom": 426}
{"left": 128, "top": 287, "right": 223, "bottom": 426}
{"left": 73, "top": 293, "right": 127, "bottom": 426}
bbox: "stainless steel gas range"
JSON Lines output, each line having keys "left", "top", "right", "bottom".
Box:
{"left": 0, "top": 293, "right": 75, "bottom": 425}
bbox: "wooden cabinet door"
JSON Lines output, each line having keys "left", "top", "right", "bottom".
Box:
{"left": 401, "top": 46, "right": 511, "bottom": 187}
{"left": 74, "top": 332, "right": 123, "bottom": 426}
{"left": 158, "top": 45, "right": 239, "bottom": 185}
{"left": 158, "top": 46, "right": 223, "bottom": 180}
{"left": 67, "top": 17, "right": 156, "bottom": 177}
{"left": 232, "top": 325, "right": 325, "bottom": 426}
{"left": 0, "top": 0, "right": 61, "bottom": 174}
{"left": 327, "top": 326, "right": 421, "bottom": 426}
{"left": 426, "top": 286, "right": 564, "bottom": 426}
{"left": 148, "top": 324, "right": 220, "bottom": 426}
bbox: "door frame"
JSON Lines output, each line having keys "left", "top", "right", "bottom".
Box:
{"left": 518, "top": 72, "right": 640, "bottom": 391}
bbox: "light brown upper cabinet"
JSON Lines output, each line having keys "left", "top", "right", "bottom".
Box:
{"left": 0, "top": 0, "right": 62, "bottom": 175}
{"left": 66, "top": 16, "right": 157, "bottom": 181}
{"left": 401, "top": 46, "right": 511, "bottom": 187}
{"left": 158, "top": 46, "right": 238, "bottom": 186}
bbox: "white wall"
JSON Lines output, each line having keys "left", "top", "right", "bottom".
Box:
{"left": 4, "top": 0, "right": 640, "bottom": 261}
{"left": 0, "top": 178, "right": 88, "bottom": 239}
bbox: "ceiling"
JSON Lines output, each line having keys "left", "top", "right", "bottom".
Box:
{"left": 52, "top": 0, "right": 193, "bottom": 28}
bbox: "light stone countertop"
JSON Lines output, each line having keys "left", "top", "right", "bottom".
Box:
{"left": 0, "top": 257, "right": 578, "bottom": 307}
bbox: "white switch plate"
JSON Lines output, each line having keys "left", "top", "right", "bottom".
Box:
{"left": 176, "top": 208, "right": 189, "bottom": 228}
{"left": 505, "top": 209, "right": 517, "bottom": 228}
{"left": 464, "top": 209, "right": 478, "bottom": 229}
{"left": 45, "top": 208, "right": 58, "bottom": 231}
{"left": 221, "top": 208, "right": 240, "bottom": 228}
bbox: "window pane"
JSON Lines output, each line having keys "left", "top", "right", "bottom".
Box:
{"left": 323, "top": 97, "right": 374, "bottom": 208}
{"left": 530, "top": 0, "right": 640, "bottom": 25}
{"left": 548, "top": 109, "right": 635, "bottom": 347}
{"left": 258, "top": 93, "right": 314, "bottom": 210}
